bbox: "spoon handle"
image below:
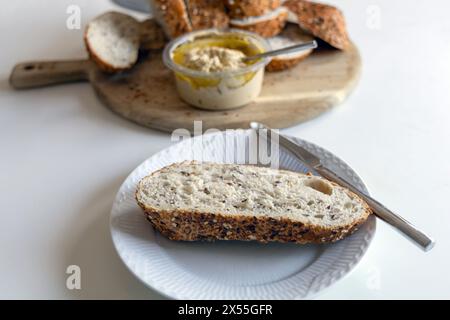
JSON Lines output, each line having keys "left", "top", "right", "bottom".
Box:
{"left": 244, "top": 40, "right": 318, "bottom": 61}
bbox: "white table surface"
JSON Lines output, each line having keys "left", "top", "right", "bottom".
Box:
{"left": 1, "top": 0, "right": 449, "bottom": 299}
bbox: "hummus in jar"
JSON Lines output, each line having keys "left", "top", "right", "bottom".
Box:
{"left": 163, "top": 29, "right": 270, "bottom": 110}
{"left": 183, "top": 47, "right": 247, "bottom": 72}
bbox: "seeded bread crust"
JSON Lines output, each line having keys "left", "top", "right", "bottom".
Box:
{"left": 136, "top": 162, "right": 372, "bottom": 244}
{"left": 230, "top": 9, "right": 288, "bottom": 38}
{"left": 150, "top": 0, "right": 192, "bottom": 38}
{"left": 224, "top": 0, "right": 281, "bottom": 19}
{"left": 142, "top": 207, "right": 369, "bottom": 243}
{"left": 284, "top": 0, "right": 349, "bottom": 50}
{"left": 189, "top": 0, "right": 229, "bottom": 30}
{"left": 266, "top": 53, "right": 311, "bottom": 72}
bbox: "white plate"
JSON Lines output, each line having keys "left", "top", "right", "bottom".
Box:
{"left": 110, "top": 130, "right": 376, "bottom": 299}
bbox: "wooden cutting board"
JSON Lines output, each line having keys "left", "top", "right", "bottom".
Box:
{"left": 10, "top": 43, "right": 361, "bottom": 132}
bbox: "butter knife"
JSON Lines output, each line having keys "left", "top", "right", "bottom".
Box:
{"left": 250, "top": 122, "right": 435, "bottom": 252}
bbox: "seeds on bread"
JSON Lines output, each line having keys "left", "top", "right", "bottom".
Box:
{"left": 188, "top": 0, "right": 229, "bottom": 31}
{"left": 284, "top": 0, "right": 350, "bottom": 50}
{"left": 229, "top": 6, "right": 289, "bottom": 38}
{"left": 136, "top": 161, "right": 371, "bottom": 244}
{"left": 224, "top": 0, "right": 281, "bottom": 19}
{"left": 84, "top": 11, "right": 140, "bottom": 72}
{"left": 149, "top": 0, "right": 192, "bottom": 38}
{"left": 149, "top": 0, "right": 228, "bottom": 39}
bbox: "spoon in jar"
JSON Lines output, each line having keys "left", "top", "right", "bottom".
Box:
{"left": 243, "top": 40, "right": 318, "bottom": 62}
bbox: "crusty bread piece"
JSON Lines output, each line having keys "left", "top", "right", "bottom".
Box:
{"left": 149, "top": 0, "right": 228, "bottom": 38}
{"left": 148, "top": 0, "right": 192, "bottom": 38}
{"left": 188, "top": 0, "right": 229, "bottom": 30}
{"left": 284, "top": 0, "right": 349, "bottom": 50}
{"left": 84, "top": 12, "right": 140, "bottom": 72}
{"left": 229, "top": 6, "right": 288, "bottom": 38}
{"left": 140, "top": 18, "right": 167, "bottom": 51}
{"left": 266, "top": 23, "right": 315, "bottom": 72}
{"left": 224, "top": 0, "right": 281, "bottom": 19}
{"left": 136, "top": 161, "right": 371, "bottom": 244}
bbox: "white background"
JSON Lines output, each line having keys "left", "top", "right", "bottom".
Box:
{"left": 0, "top": 0, "right": 449, "bottom": 299}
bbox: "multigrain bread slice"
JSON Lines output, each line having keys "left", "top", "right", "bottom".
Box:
{"left": 84, "top": 12, "right": 140, "bottom": 72}
{"left": 229, "top": 6, "right": 288, "bottom": 38}
{"left": 149, "top": 0, "right": 192, "bottom": 38}
{"left": 149, "top": 0, "right": 228, "bottom": 38}
{"left": 266, "top": 23, "right": 315, "bottom": 72}
{"left": 139, "top": 18, "right": 167, "bottom": 51}
{"left": 135, "top": 161, "right": 371, "bottom": 244}
{"left": 224, "top": 0, "right": 281, "bottom": 19}
{"left": 188, "top": 0, "right": 229, "bottom": 30}
{"left": 283, "top": 0, "right": 349, "bottom": 50}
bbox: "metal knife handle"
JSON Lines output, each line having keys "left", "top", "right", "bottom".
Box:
{"left": 315, "top": 166, "right": 435, "bottom": 252}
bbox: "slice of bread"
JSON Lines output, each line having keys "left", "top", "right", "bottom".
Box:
{"left": 188, "top": 0, "right": 229, "bottom": 30}
{"left": 149, "top": 0, "right": 192, "bottom": 38}
{"left": 149, "top": 0, "right": 228, "bottom": 38}
{"left": 84, "top": 12, "right": 140, "bottom": 72}
{"left": 136, "top": 161, "right": 371, "bottom": 244}
{"left": 266, "top": 23, "right": 315, "bottom": 72}
{"left": 139, "top": 18, "right": 167, "bottom": 51}
{"left": 284, "top": 0, "right": 349, "bottom": 50}
{"left": 224, "top": 0, "right": 281, "bottom": 19}
{"left": 229, "top": 6, "right": 288, "bottom": 38}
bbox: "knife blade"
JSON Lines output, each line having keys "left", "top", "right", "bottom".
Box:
{"left": 250, "top": 122, "right": 435, "bottom": 252}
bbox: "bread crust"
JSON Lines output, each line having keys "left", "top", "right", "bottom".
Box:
{"left": 84, "top": 38, "right": 119, "bottom": 73}
{"left": 189, "top": 0, "right": 229, "bottom": 30}
{"left": 230, "top": 10, "right": 288, "bottom": 38}
{"left": 265, "top": 23, "right": 315, "bottom": 72}
{"left": 151, "top": 0, "right": 192, "bottom": 38}
{"left": 266, "top": 51, "right": 311, "bottom": 72}
{"left": 284, "top": 0, "right": 349, "bottom": 50}
{"left": 225, "top": 0, "right": 281, "bottom": 19}
{"left": 135, "top": 161, "right": 372, "bottom": 244}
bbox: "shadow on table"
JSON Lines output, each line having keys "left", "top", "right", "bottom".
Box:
{"left": 64, "top": 171, "right": 166, "bottom": 299}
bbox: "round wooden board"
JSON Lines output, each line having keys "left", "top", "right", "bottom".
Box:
{"left": 91, "top": 43, "right": 361, "bottom": 132}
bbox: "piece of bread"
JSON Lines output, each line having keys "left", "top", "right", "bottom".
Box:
{"left": 229, "top": 6, "right": 288, "bottom": 38}
{"left": 149, "top": 0, "right": 228, "bottom": 38}
{"left": 283, "top": 0, "right": 349, "bottom": 50}
{"left": 136, "top": 161, "right": 371, "bottom": 244}
{"left": 266, "top": 23, "right": 315, "bottom": 72}
{"left": 84, "top": 12, "right": 140, "bottom": 72}
{"left": 139, "top": 18, "right": 167, "bottom": 51}
{"left": 148, "top": 0, "right": 192, "bottom": 38}
{"left": 224, "top": 0, "right": 281, "bottom": 19}
{"left": 188, "top": 0, "right": 229, "bottom": 30}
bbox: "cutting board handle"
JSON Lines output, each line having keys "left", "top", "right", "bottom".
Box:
{"left": 9, "top": 60, "right": 91, "bottom": 89}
